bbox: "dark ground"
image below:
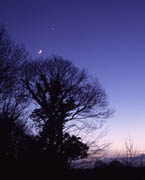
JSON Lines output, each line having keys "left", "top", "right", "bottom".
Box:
{"left": 2, "top": 162, "right": 145, "bottom": 180}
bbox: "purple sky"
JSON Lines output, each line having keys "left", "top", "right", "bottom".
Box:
{"left": 1, "top": 0, "right": 145, "bottom": 153}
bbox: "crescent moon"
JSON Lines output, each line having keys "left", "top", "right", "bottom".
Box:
{"left": 38, "top": 50, "right": 42, "bottom": 54}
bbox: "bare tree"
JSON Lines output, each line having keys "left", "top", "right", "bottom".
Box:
{"left": 0, "top": 23, "right": 28, "bottom": 123}
{"left": 0, "top": 24, "right": 27, "bottom": 100}
{"left": 22, "top": 56, "right": 113, "bottom": 163}
{"left": 0, "top": 24, "right": 29, "bottom": 160}
{"left": 123, "top": 137, "right": 138, "bottom": 167}
{"left": 0, "top": 23, "right": 29, "bottom": 119}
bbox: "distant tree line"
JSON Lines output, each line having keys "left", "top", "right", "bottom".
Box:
{"left": 0, "top": 24, "right": 112, "bottom": 175}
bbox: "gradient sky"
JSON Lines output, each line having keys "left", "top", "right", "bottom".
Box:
{"left": 1, "top": 0, "right": 145, "bottom": 153}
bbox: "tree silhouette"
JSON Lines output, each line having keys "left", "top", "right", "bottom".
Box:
{"left": 0, "top": 24, "right": 27, "bottom": 99}
{"left": 22, "top": 56, "right": 112, "bottom": 166}
{"left": 0, "top": 24, "right": 28, "bottom": 162}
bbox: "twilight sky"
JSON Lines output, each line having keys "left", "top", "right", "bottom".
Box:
{"left": 1, "top": 0, "right": 145, "bottom": 153}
